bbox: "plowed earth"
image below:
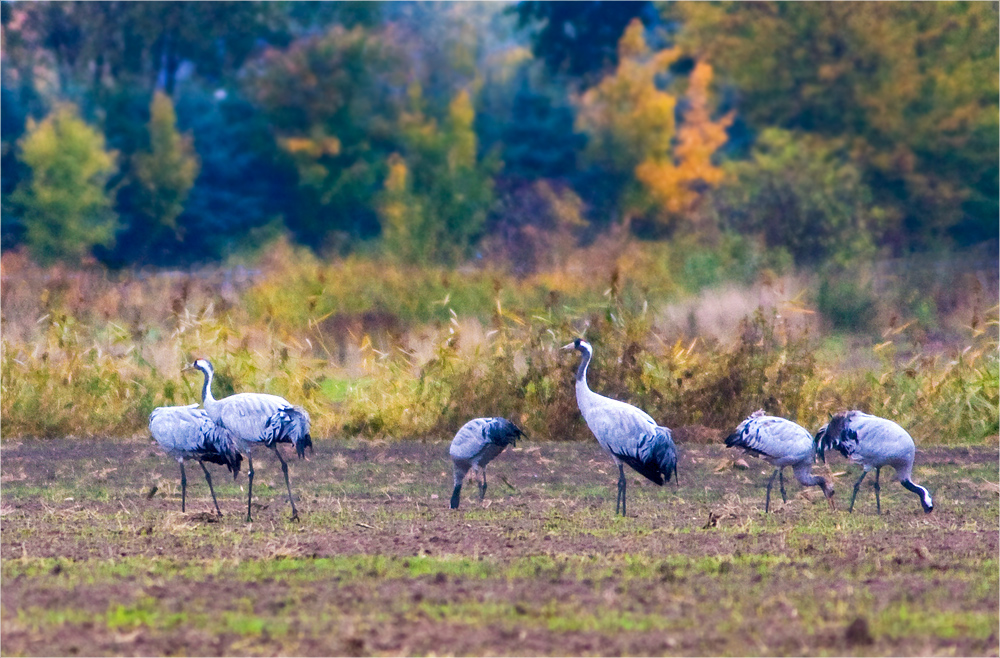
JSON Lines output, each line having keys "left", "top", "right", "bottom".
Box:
{"left": 2, "top": 438, "right": 997, "bottom": 656}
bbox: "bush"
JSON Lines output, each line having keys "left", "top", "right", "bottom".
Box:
{"left": 817, "top": 271, "right": 878, "bottom": 332}
{"left": 705, "top": 128, "right": 881, "bottom": 267}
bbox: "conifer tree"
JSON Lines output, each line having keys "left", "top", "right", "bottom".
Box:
{"left": 132, "top": 91, "right": 200, "bottom": 240}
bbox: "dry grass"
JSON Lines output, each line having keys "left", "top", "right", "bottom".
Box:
{"left": 1, "top": 242, "right": 997, "bottom": 443}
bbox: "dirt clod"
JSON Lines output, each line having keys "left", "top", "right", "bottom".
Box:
{"left": 845, "top": 617, "right": 874, "bottom": 646}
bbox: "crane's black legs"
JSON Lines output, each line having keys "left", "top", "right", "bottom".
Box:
{"left": 765, "top": 468, "right": 780, "bottom": 513}
{"left": 616, "top": 464, "right": 627, "bottom": 516}
{"left": 478, "top": 469, "right": 487, "bottom": 503}
{"left": 779, "top": 469, "right": 788, "bottom": 503}
{"left": 271, "top": 445, "right": 299, "bottom": 521}
{"left": 874, "top": 467, "right": 882, "bottom": 515}
{"left": 246, "top": 451, "right": 255, "bottom": 522}
{"left": 199, "top": 460, "right": 222, "bottom": 516}
{"left": 450, "top": 483, "right": 463, "bottom": 509}
{"left": 849, "top": 469, "right": 869, "bottom": 513}
{"left": 179, "top": 462, "right": 187, "bottom": 512}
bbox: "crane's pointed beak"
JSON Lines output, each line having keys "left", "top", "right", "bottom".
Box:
{"left": 561, "top": 342, "right": 576, "bottom": 350}
{"left": 826, "top": 495, "right": 837, "bottom": 511}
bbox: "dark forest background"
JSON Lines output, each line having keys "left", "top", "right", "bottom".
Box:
{"left": 2, "top": 1, "right": 996, "bottom": 270}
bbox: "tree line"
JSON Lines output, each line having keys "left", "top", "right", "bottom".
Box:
{"left": 2, "top": 1, "right": 996, "bottom": 268}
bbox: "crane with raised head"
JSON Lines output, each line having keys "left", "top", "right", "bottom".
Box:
{"left": 725, "top": 409, "right": 835, "bottom": 512}
{"left": 149, "top": 403, "right": 242, "bottom": 515}
{"left": 563, "top": 338, "right": 677, "bottom": 516}
{"left": 449, "top": 417, "right": 523, "bottom": 509}
{"left": 187, "top": 358, "right": 313, "bottom": 522}
{"left": 815, "top": 410, "right": 933, "bottom": 514}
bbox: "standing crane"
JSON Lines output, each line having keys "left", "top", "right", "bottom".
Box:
{"left": 187, "top": 359, "right": 313, "bottom": 522}
{"left": 814, "top": 410, "right": 933, "bottom": 514}
{"left": 148, "top": 403, "right": 243, "bottom": 515}
{"left": 725, "top": 410, "right": 835, "bottom": 512}
{"left": 563, "top": 338, "right": 677, "bottom": 516}
{"left": 449, "top": 417, "right": 524, "bottom": 509}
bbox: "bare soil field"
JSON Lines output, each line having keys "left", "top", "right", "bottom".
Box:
{"left": 2, "top": 437, "right": 997, "bottom": 656}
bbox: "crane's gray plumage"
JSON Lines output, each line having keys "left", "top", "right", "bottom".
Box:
{"left": 564, "top": 338, "right": 677, "bottom": 516}
{"left": 149, "top": 403, "right": 242, "bottom": 515}
{"left": 815, "top": 410, "right": 933, "bottom": 514}
{"left": 188, "top": 358, "right": 312, "bottom": 522}
{"left": 449, "top": 417, "right": 523, "bottom": 509}
{"left": 725, "top": 410, "right": 835, "bottom": 512}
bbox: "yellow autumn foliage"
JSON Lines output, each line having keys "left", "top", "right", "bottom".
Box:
{"left": 578, "top": 19, "right": 734, "bottom": 227}
{"left": 576, "top": 19, "right": 681, "bottom": 171}
{"left": 635, "top": 61, "right": 734, "bottom": 217}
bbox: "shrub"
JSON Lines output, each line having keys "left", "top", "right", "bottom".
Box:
{"left": 817, "top": 270, "right": 878, "bottom": 332}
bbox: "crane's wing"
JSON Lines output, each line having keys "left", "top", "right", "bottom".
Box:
{"left": 726, "top": 415, "right": 810, "bottom": 460}
{"left": 150, "top": 405, "right": 242, "bottom": 476}
{"left": 149, "top": 404, "right": 205, "bottom": 452}
{"left": 217, "top": 393, "right": 290, "bottom": 439}
{"left": 583, "top": 399, "right": 658, "bottom": 450}
{"left": 450, "top": 418, "right": 490, "bottom": 461}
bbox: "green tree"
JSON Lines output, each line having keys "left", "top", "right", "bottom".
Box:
{"left": 576, "top": 19, "right": 731, "bottom": 231}
{"left": 705, "top": 128, "right": 880, "bottom": 266}
{"left": 667, "top": 2, "right": 999, "bottom": 249}
{"left": 12, "top": 104, "right": 118, "bottom": 263}
{"left": 379, "top": 90, "right": 497, "bottom": 264}
{"left": 132, "top": 91, "right": 199, "bottom": 241}
{"left": 243, "top": 24, "right": 408, "bottom": 247}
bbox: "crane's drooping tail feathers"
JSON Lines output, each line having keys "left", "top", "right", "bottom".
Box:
{"left": 485, "top": 418, "right": 523, "bottom": 448}
{"left": 201, "top": 422, "right": 243, "bottom": 478}
{"left": 614, "top": 426, "right": 677, "bottom": 486}
{"left": 813, "top": 411, "right": 856, "bottom": 463}
{"left": 263, "top": 406, "right": 313, "bottom": 458}
{"left": 724, "top": 428, "right": 769, "bottom": 459}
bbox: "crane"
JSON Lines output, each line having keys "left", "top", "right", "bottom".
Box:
{"left": 725, "top": 410, "right": 835, "bottom": 512}
{"left": 148, "top": 403, "right": 242, "bottom": 515}
{"left": 814, "top": 410, "right": 933, "bottom": 514}
{"left": 187, "top": 358, "right": 313, "bottom": 522}
{"left": 449, "top": 417, "right": 523, "bottom": 509}
{"left": 563, "top": 338, "right": 677, "bottom": 516}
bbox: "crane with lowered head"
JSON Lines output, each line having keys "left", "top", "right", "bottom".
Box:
{"left": 725, "top": 410, "right": 835, "bottom": 512}
{"left": 149, "top": 403, "right": 243, "bottom": 515}
{"left": 449, "top": 417, "right": 524, "bottom": 509}
{"left": 815, "top": 410, "right": 933, "bottom": 514}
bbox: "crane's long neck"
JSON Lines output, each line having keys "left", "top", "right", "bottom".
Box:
{"left": 575, "top": 349, "right": 593, "bottom": 403}
{"left": 200, "top": 368, "right": 217, "bottom": 408}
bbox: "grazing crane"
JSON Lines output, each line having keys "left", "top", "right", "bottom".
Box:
{"left": 563, "top": 338, "right": 677, "bottom": 516}
{"left": 187, "top": 359, "right": 313, "bottom": 522}
{"left": 725, "top": 410, "right": 835, "bottom": 512}
{"left": 814, "top": 410, "right": 933, "bottom": 514}
{"left": 148, "top": 403, "right": 242, "bottom": 515}
{"left": 449, "top": 417, "right": 524, "bottom": 509}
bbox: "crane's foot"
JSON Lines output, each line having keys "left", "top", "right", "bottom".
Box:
{"left": 289, "top": 513, "right": 300, "bottom": 522}
{"left": 246, "top": 514, "right": 253, "bottom": 523}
